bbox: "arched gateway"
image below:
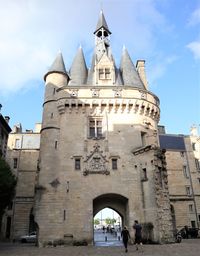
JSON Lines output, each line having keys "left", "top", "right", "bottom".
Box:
{"left": 93, "top": 193, "right": 128, "bottom": 228}
{"left": 34, "top": 11, "right": 174, "bottom": 246}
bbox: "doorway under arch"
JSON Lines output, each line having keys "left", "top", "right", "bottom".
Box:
{"left": 93, "top": 193, "right": 128, "bottom": 246}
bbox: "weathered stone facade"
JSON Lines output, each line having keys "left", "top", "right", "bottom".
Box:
{"left": 160, "top": 126, "right": 200, "bottom": 230}
{"left": 33, "top": 12, "right": 174, "bottom": 245}
{"left": 3, "top": 11, "right": 200, "bottom": 245}
{"left": 1, "top": 123, "right": 41, "bottom": 239}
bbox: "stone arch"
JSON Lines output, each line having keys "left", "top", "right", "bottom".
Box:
{"left": 93, "top": 193, "right": 129, "bottom": 227}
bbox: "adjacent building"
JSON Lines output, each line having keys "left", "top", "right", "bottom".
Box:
{"left": 1, "top": 123, "right": 41, "bottom": 239}
{"left": 159, "top": 125, "right": 200, "bottom": 230}
{"left": 0, "top": 104, "right": 11, "bottom": 158}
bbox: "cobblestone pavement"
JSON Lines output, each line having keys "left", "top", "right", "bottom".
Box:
{"left": 0, "top": 239, "right": 200, "bottom": 256}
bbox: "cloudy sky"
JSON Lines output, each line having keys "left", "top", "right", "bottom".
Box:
{"left": 0, "top": 0, "right": 199, "bottom": 135}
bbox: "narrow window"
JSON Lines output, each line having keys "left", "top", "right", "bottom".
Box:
{"left": 141, "top": 132, "right": 146, "bottom": 147}
{"left": 13, "top": 158, "right": 18, "bottom": 169}
{"left": 75, "top": 159, "right": 81, "bottom": 170}
{"left": 191, "top": 221, "right": 196, "bottom": 228}
{"left": 99, "top": 68, "right": 104, "bottom": 79}
{"left": 142, "top": 168, "right": 148, "bottom": 180}
{"left": 63, "top": 210, "right": 66, "bottom": 221}
{"left": 192, "top": 143, "right": 196, "bottom": 151}
{"left": 55, "top": 141, "right": 58, "bottom": 149}
{"left": 53, "top": 88, "right": 56, "bottom": 95}
{"left": 195, "top": 159, "right": 200, "bottom": 171}
{"left": 112, "top": 159, "right": 118, "bottom": 170}
{"left": 189, "top": 204, "right": 193, "bottom": 212}
{"left": 183, "top": 165, "right": 189, "bottom": 178}
{"left": 186, "top": 186, "right": 192, "bottom": 196}
{"left": 51, "top": 113, "right": 54, "bottom": 119}
{"left": 180, "top": 151, "right": 184, "bottom": 157}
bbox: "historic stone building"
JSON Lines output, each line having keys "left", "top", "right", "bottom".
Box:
{"left": 34, "top": 11, "right": 174, "bottom": 245}
{"left": 159, "top": 125, "right": 200, "bottom": 230}
{"left": 0, "top": 104, "right": 11, "bottom": 158}
{"left": 2, "top": 12, "right": 200, "bottom": 244}
{"left": 1, "top": 123, "right": 41, "bottom": 239}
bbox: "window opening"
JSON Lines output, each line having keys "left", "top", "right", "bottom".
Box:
{"left": 89, "top": 118, "right": 103, "bottom": 138}
{"left": 13, "top": 158, "right": 18, "bottom": 169}
{"left": 112, "top": 159, "right": 118, "bottom": 170}
{"left": 75, "top": 159, "right": 81, "bottom": 170}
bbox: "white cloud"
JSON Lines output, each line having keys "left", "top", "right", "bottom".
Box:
{"left": 188, "top": 7, "right": 200, "bottom": 26}
{"left": 187, "top": 41, "right": 200, "bottom": 60}
{"left": 147, "top": 54, "right": 178, "bottom": 86}
{"left": 0, "top": 0, "right": 171, "bottom": 95}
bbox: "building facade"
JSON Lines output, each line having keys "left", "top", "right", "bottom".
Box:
{"left": 1, "top": 123, "right": 41, "bottom": 239}
{"left": 159, "top": 125, "right": 200, "bottom": 230}
{"left": 0, "top": 104, "right": 11, "bottom": 158}
{"left": 2, "top": 12, "right": 200, "bottom": 244}
{"left": 34, "top": 11, "right": 173, "bottom": 245}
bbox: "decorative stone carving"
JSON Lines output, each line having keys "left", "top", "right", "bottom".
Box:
{"left": 49, "top": 178, "right": 60, "bottom": 189}
{"left": 91, "top": 89, "right": 100, "bottom": 97}
{"left": 83, "top": 143, "right": 109, "bottom": 176}
{"left": 69, "top": 89, "right": 78, "bottom": 97}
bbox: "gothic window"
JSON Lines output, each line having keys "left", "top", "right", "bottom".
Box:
{"left": 13, "top": 158, "right": 18, "bottom": 169}
{"left": 98, "top": 68, "right": 111, "bottom": 80}
{"left": 112, "top": 159, "right": 118, "bottom": 170}
{"left": 183, "top": 165, "right": 189, "bottom": 178}
{"left": 75, "top": 158, "right": 81, "bottom": 170}
{"left": 89, "top": 118, "right": 103, "bottom": 138}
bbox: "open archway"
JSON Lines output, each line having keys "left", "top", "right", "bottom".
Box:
{"left": 93, "top": 193, "right": 128, "bottom": 245}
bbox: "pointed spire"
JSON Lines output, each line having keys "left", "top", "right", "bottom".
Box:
{"left": 94, "top": 10, "right": 111, "bottom": 34}
{"left": 69, "top": 46, "right": 88, "bottom": 85}
{"left": 44, "top": 52, "right": 68, "bottom": 81}
{"left": 120, "top": 48, "right": 145, "bottom": 89}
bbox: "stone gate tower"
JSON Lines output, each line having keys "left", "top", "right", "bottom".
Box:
{"left": 35, "top": 11, "right": 173, "bottom": 245}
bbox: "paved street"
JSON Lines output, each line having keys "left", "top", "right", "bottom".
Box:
{"left": 0, "top": 239, "right": 200, "bottom": 256}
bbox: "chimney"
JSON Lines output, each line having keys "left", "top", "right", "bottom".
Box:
{"left": 136, "top": 60, "right": 148, "bottom": 90}
{"left": 4, "top": 116, "right": 10, "bottom": 123}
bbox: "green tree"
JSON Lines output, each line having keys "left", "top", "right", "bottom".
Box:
{"left": 0, "top": 157, "right": 16, "bottom": 225}
{"left": 105, "top": 217, "right": 112, "bottom": 225}
{"left": 94, "top": 218, "right": 100, "bottom": 225}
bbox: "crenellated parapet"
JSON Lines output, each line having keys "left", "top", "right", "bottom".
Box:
{"left": 54, "top": 87, "right": 160, "bottom": 122}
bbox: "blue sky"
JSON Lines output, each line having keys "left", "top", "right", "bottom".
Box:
{"left": 0, "top": 0, "right": 199, "bottom": 135}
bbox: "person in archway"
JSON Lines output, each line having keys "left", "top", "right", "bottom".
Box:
{"left": 133, "top": 220, "right": 142, "bottom": 250}
{"left": 121, "top": 226, "right": 131, "bottom": 253}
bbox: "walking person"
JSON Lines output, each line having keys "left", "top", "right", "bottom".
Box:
{"left": 133, "top": 220, "right": 142, "bottom": 251}
{"left": 121, "top": 226, "right": 131, "bottom": 253}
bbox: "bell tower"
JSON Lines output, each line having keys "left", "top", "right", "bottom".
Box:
{"left": 94, "top": 10, "right": 115, "bottom": 85}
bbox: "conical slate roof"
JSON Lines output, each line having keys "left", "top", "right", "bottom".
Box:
{"left": 69, "top": 46, "right": 88, "bottom": 85}
{"left": 87, "top": 53, "right": 95, "bottom": 85}
{"left": 44, "top": 52, "right": 68, "bottom": 81}
{"left": 94, "top": 10, "right": 111, "bottom": 34}
{"left": 115, "top": 68, "right": 123, "bottom": 85}
{"left": 120, "top": 47, "right": 145, "bottom": 89}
